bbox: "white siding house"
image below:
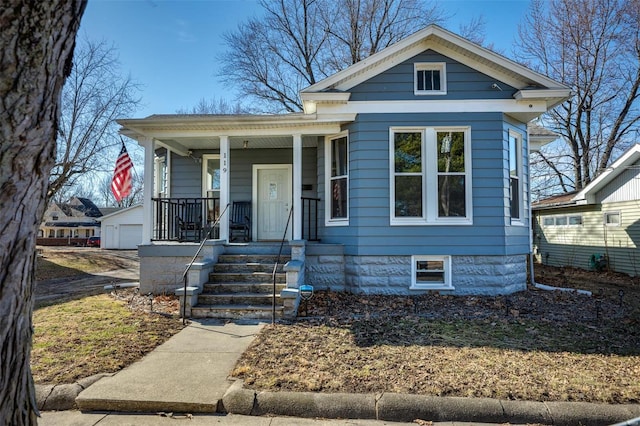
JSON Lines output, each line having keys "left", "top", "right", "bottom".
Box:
{"left": 98, "top": 204, "right": 144, "bottom": 249}
{"left": 533, "top": 144, "right": 640, "bottom": 276}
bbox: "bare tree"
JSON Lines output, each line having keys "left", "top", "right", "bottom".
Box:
{"left": 219, "top": 0, "right": 451, "bottom": 112}
{"left": 49, "top": 37, "right": 141, "bottom": 200}
{"left": 96, "top": 172, "right": 144, "bottom": 208}
{"left": 517, "top": 0, "right": 640, "bottom": 194}
{"left": 321, "top": 0, "right": 447, "bottom": 74}
{"left": 0, "top": 1, "right": 86, "bottom": 423}
{"left": 176, "top": 96, "right": 251, "bottom": 114}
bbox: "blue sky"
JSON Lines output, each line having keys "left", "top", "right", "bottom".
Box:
{"left": 80, "top": 0, "right": 531, "bottom": 118}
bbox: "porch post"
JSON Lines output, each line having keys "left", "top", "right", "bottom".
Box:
{"left": 140, "top": 137, "right": 155, "bottom": 245}
{"left": 220, "top": 135, "right": 230, "bottom": 242}
{"left": 292, "top": 133, "right": 302, "bottom": 240}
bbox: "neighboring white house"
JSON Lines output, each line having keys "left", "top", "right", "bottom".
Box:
{"left": 97, "top": 204, "right": 144, "bottom": 249}
{"left": 533, "top": 144, "right": 640, "bottom": 276}
{"left": 39, "top": 197, "right": 102, "bottom": 242}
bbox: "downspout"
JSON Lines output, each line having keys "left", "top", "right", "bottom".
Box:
{"left": 527, "top": 129, "right": 591, "bottom": 296}
{"left": 527, "top": 126, "right": 537, "bottom": 287}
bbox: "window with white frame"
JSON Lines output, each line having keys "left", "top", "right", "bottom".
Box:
{"left": 414, "top": 63, "right": 447, "bottom": 95}
{"left": 390, "top": 127, "right": 472, "bottom": 225}
{"left": 411, "top": 255, "right": 453, "bottom": 290}
{"left": 604, "top": 211, "right": 620, "bottom": 226}
{"left": 509, "top": 131, "right": 523, "bottom": 222}
{"left": 542, "top": 214, "right": 583, "bottom": 227}
{"left": 325, "top": 133, "right": 348, "bottom": 225}
{"left": 154, "top": 154, "right": 169, "bottom": 198}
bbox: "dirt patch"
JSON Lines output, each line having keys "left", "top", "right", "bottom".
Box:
{"left": 232, "top": 265, "right": 640, "bottom": 404}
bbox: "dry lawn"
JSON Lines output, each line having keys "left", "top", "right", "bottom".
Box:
{"left": 31, "top": 291, "right": 183, "bottom": 384}
{"left": 35, "top": 249, "right": 132, "bottom": 281}
{"left": 232, "top": 266, "right": 640, "bottom": 404}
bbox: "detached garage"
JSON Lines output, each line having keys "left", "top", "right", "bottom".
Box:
{"left": 98, "top": 204, "right": 143, "bottom": 249}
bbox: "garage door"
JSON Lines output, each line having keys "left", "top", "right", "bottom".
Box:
{"left": 118, "top": 224, "right": 143, "bottom": 249}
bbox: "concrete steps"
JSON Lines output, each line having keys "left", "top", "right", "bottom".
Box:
{"left": 193, "top": 244, "right": 290, "bottom": 320}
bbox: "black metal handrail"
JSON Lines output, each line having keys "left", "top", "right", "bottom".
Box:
{"left": 272, "top": 206, "right": 294, "bottom": 324}
{"left": 301, "top": 197, "right": 320, "bottom": 241}
{"left": 181, "top": 203, "right": 230, "bottom": 325}
{"left": 152, "top": 197, "right": 220, "bottom": 242}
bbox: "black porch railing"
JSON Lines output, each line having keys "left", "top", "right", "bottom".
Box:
{"left": 152, "top": 196, "right": 321, "bottom": 243}
{"left": 301, "top": 197, "right": 320, "bottom": 241}
{"left": 152, "top": 197, "right": 220, "bottom": 242}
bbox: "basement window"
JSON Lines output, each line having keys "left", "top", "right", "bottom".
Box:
{"left": 410, "top": 255, "right": 453, "bottom": 290}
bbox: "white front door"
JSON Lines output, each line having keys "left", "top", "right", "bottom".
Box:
{"left": 253, "top": 165, "right": 292, "bottom": 241}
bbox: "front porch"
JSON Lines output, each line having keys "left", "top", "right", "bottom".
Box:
{"left": 150, "top": 196, "right": 320, "bottom": 243}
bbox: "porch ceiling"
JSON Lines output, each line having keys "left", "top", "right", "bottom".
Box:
{"left": 157, "top": 135, "right": 320, "bottom": 152}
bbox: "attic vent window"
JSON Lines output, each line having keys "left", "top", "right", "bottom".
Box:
{"left": 415, "top": 63, "right": 446, "bottom": 95}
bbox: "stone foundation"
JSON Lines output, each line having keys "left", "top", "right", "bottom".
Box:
{"left": 304, "top": 243, "right": 346, "bottom": 291}
{"left": 138, "top": 241, "right": 224, "bottom": 294}
{"left": 342, "top": 254, "right": 527, "bottom": 296}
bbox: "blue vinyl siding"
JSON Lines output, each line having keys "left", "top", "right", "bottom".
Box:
{"left": 321, "top": 112, "right": 530, "bottom": 257}
{"left": 349, "top": 50, "right": 516, "bottom": 101}
{"left": 503, "top": 119, "right": 530, "bottom": 255}
{"left": 170, "top": 152, "right": 201, "bottom": 198}
{"left": 170, "top": 147, "right": 318, "bottom": 202}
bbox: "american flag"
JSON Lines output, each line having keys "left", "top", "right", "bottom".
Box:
{"left": 111, "top": 143, "right": 133, "bottom": 202}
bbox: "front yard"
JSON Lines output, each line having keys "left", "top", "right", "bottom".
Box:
{"left": 232, "top": 266, "right": 640, "bottom": 404}
{"left": 31, "top": 251, "right": 640, "bottom": 403}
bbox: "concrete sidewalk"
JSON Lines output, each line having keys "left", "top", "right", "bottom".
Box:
{"left": 41, "top": 318, "right": 640, "bottom": 426}
{"left": 38, "top": 411, "right": 492, "bottom": 425}
{"left": 75, "top": 320, "right": 261, "bottom": 413}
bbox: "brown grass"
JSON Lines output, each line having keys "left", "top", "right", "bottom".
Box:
{"left": 35, "top": 249, "right": 132, "bottom": 281}
{"left": 232, "top": 266, "right": 640, "bottom": 404}
{"left": 31, "top": 293, "right": 183, "bottom": 384}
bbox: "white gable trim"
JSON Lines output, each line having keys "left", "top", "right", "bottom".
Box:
{"left": 301, "top": 25, "right": 569, "bottom": 96}
{"left": 572, "top": 144, "right": 640, "bottom": 204}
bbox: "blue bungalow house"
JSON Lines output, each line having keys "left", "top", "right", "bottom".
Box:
{"left": 118, "top": 25, "right": 570, "bottom": 319}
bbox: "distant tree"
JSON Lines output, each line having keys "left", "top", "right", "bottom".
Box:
{"left": 49, "top": 37, "right": 141, "bottom": 200}
{"left": 219, "top": 0, "right": 451, "bottom": 112}
{"left": 0, "top": 1, "right": 86, "bottom": 423}
{"left": 175, "top": 96, "right": 251, "bottom": 114}
{"left": 517, "top": 0, "right": 640, "bottom": 195}
{"left": 96, "top": 172, "right": 143, "bottom": 208}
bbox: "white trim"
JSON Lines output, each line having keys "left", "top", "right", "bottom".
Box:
{"left": 541, "top": 213, "right": 583, "bottom": 228}
{"left": 509, "top": 130, "right": 525, "bottom": 226}
{"left": 252, "top": 164, "right": 293, "bottom": 241}
{"left": 572, "top": 144, "right": 640, "bottom": 204}
{"left": 410, "top": 255, "right": 454, "bottom": 290}
{"left": 219, "top": 136, "right": 230, "bottom": 241}
{"left": 603, "top": 211, "right": 621, "bottom": 227}
{"left": 390, "top": 126, "right": 473, "bottom": 226}
{"left": 389, "top": 128, "right": 426, "bottom": 224}
{"left": 414, "top": 62, "right": 447, "bottom": 95}
{"left": 315, "top": 99, "right": 548, "bottom": 115}
{"left": 201, "top": 154, "right": 221, "bottom": 197}
{"left": 325, "top": 131, "right": 349, "bottom": 226}
{"left": 140, "top": 137, "right": 155, "bottom": 245}
{"left": 293, "top": 134, "right": 303, "bottom": 240}
{"left": 301, "top": 25, "right": 569, "bottom": 95}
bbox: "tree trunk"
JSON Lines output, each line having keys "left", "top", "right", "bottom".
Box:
{"left": 0, "top": 1, "right": 86, "bottom": 424}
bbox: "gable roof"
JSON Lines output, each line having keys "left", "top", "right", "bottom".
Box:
{"left": 532, "top": 191, "right": 579, "bottom": 210}
{"left": 96, "top": 204, "right": 143, "bottom": 222}
{"left": 573, "top": 144, "right": 640, "bottom": 205}
{"left": 533, "top": 144, "right": 640, "bottom": 209}
{"left": 300, "top": 25, "right": 570, "bottom": 116}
